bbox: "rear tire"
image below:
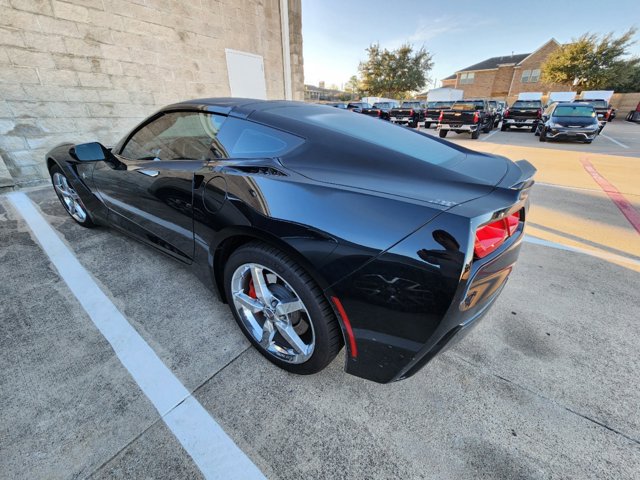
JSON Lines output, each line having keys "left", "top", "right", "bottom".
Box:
{"left": 539, "top": 128, "right": 547, "bottom": 142}
{"left": 224, "top": 242, "right": 342, "bottom": 375}
{"left": 50, "top": 165, "right": 95, "bottom": 228}
{"left": 500, "top": 123, "right": 508, "bottom": 131}
{"left": 482, "top": 122, "right": 492, "bottom": 133}
{"left": 438, "top": 129, "right": 448, "bottom": 138}
{"left": 471, "top": 129, "right": 480, "bottom": 139}
{"left": 425, "top": 122, "right": 431, "bottom": 129}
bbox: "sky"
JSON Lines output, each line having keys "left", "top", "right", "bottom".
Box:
{"left": 301, "top": 0, "right": 640, "bottom": 91}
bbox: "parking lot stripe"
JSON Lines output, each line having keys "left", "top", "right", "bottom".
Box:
{"left": 580, "top": 158, "right": 640, "bottom": 235}
{"left": 480, "top": 129, "right": 500, "bottom": 141}
{"left": 6, "top": 192, "right": 265, "bottom": 480}
{"left": 524, "top": 235, "right": 640, "bottom": 268}
{"left": 600, "top": 134, "right": 629, "bottom": 149}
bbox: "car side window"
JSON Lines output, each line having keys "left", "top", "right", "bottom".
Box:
{"left": 120, "top": 111, "right": 227, "bottom": 161}
{"left": 217, "top": 117, "right": 304, "bottom": 159}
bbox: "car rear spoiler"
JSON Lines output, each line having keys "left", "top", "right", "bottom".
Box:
{"left": 499, "top": 159, "right": 536, "bottom": 191}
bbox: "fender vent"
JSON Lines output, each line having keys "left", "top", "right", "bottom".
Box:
{"left": 231, "top": 166, "right": 287, "bottom": 176}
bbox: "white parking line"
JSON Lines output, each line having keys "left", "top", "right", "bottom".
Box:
{"left": 481, "top": 129, "right": 500, "bottom": 141}
{"left": 600, "top": 134, "right": 630, "bottom": 149}
{"left": 524, "top": 235, "right": 640, "bottom": 268}
{"left": 6, "top": 192, "right": 265, "bottom": 480}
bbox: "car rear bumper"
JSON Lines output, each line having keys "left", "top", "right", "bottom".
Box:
{"left": 390, "top": 117, "right": 411, "bottom": 123}
{"left": 504, "top": 118, "right": 538, "bottom": 126}
{"left": 438, "top": 123, "right": 478, "bottom": 131}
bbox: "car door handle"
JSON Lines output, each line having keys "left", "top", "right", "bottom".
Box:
{"left": 137, "top": 169, "right": 159, "bottom": 177}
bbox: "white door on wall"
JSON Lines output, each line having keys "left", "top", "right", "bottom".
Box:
{"left": 225, "top": 49, "right": 267, "bottom": 100}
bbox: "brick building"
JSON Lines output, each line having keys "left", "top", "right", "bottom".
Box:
{"left": 441, "top": 39, "right": 572, "bottom": 99}
{"left": 0, "top": 0, "right": 304, "bottom": 186}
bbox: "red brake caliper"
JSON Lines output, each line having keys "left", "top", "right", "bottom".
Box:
{"left": 248, "top": 278, "right": 257, "bottom": 299}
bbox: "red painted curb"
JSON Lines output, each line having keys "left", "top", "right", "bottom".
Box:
{"left": 580, "top": 157, "right": 640, "bottom": 235}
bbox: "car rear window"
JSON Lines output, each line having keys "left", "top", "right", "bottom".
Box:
{"left": 452, "top": 101, "right": 484, "bottom": 110}
{"left": 268, "top": 107, "right": 461, "bottom": 166}
{"left": 554, "top": 105, "right": 596, "bottom": 117}
{"left": 512, "top": 101, "right": 541, "bottom": 108}
{"left": 217, "top": 117, "right": 304, "bottom": 158}
{"left": 427, "top": 101, "right": 454, "bottom": 108}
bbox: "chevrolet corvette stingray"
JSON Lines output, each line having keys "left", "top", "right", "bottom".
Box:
{"left": 46, "top": 98, "right": 535, "bottom": 383}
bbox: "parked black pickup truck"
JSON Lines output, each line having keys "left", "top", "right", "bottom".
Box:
{"left": 346, "top": 102, "right": 372, "bottom": 113}
{"left": 361, "top": 101, "right": 399, "bottom": 120}
{"left": 424, "top": 101, "right": 454, "bottom": 128}
{"left": 501, "top": 100, "right": 542, "bottom": 131}
{"left": 575, "top": 99, "right": 613, "bottom": 132}
{"left": 389, "top": 101, "right": 424, "bottom": 127}
{"left": 437, "top": 100, "right": 493, "bottom": 139}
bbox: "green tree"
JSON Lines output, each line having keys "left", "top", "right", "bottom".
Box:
{"left": 345, "top": 75, "right": 361, "bottom": 98}
{"left": 358, "top": 43, "right": 433, "bottom": 98}
{"left": 541, "top": 28, "right": 639, "bottom": 91}
{"left": 609, "top": 61, "right": 640, "bottom": 92}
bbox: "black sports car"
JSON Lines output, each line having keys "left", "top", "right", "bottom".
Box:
{"left": 46, "top": 98, "right": 535, "bottom": 383}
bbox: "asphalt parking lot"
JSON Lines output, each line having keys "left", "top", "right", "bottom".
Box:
{"left": 1, "top": 120, "right": 639, "bottom": 479}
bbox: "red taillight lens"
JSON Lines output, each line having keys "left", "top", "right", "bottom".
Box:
{"left": 605, "top": 109, "right": 611, "bottom": 119}
{"left": 438, "top": 111, "right": 444, "bottom": 121}
{"left": 537, "top": 108, "right": 542, "bottom": 119}
{"left": 473, "top": 111, "right": 479, "bottom": 123}
{"left": 504, "top": 108, "right": 510, "bottom": 118}
{"left": 409, "top": 109, "right": 414, "bottom": 116}
{"left": 377, "top": 110, "right": 381, "bottom": 117}
{"left": 474, "top": 211, "right": 521, "bottom": 258}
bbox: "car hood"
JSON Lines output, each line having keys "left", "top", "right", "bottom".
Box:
{"left": 282, "top": 146, "right": 510, "bottom": 208}
{"left": 552, "top": 116, "right": 598, "bottom": 127}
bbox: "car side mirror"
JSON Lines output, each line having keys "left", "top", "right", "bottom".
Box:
{"left": 72, "top": 142, "right": 110, "bottom": 162}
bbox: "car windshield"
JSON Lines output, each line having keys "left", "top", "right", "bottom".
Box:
{"left": 512, "top": 101, "right": 541, "bottom": 108}
{"left": 452, "top": 101, "right": 483, "bottom": 110}
{"left": 554, "top": 105, "right": 596, "bottom": 117}
{"left": 270, "top": 107, "right": 460, "bottom": 165}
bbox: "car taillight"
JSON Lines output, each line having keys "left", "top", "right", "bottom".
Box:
{"left": 504, "top": 109, "right": 510, "bottom": 118}
{"left": 409, "top": 109, "right": 414, "bottom": 116}
{"left": 438, "top": 111, "right": 444, "bottom": 121}
{"left": 605, "top": 109, "right": 611, "bottom": 119}
{"left": 537, "top": 108, "right": 542, "bottom": 119}
{"left": 377, "top": 110, "right": 381, "bottom": 117}
{"left": 473, "top": 111, "right": 479, "bottom": 123}
{"left": 474, "top": 211, "right": 521, "bottom": 259}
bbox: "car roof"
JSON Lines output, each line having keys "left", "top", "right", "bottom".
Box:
{"left": 161, "top": 97, "right": 312, "bottom": 118}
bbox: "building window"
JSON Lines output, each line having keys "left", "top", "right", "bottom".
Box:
{"left": 459, "top": 72, "right": 475, "bottom": 84}
{"left": 521, "top": 69, "right": 541, "bottom": 83}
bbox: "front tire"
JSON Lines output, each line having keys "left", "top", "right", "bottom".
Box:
{"left": 224, "top": 242, "right": 342, "bottom": 375}
{"left": 50, "top": 165, "right": 95, "bottom": 228}
{"left": 539, "top": 128, "right": 547, "bottom": 142}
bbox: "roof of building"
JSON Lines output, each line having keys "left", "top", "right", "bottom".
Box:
{"left": 445, "top": 39, "right": 562, "bottom": 78}
{"left": 458, "top": 53, "right": 531, "bottom": 73}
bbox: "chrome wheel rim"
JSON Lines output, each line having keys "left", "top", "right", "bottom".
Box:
{"left": 52, "top": 172, "right": 87, "bottom": 222}
{"left": 231, "top": 263, "right": 315, "bottom": 364}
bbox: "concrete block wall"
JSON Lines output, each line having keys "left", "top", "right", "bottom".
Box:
{"left": 0, "top": 0, "right": 303, "bottom": 186}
